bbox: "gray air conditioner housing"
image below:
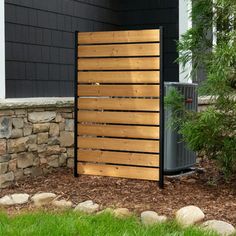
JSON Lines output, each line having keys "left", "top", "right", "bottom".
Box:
{"left": 164, "top": 82, "right": 198, "bottom": 173}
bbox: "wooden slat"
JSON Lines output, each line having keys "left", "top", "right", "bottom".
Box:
{"left": 78, "top": 137, "right": 159, "bottom": 153}
{"left": 78, "top": 58, "right": 160, "bottom": 70}
{"left": 78, "top": 150, "right": 159, "bottom": 167}
{"left": 76, "top": 29, "right": 162, "bottom": 182}
{"left": 78, "top": 124, "right": 159, "bottom": 139}
{"left": 78, "top": 29, "right": 160, "bottom": 44}
{"left": 78, "top": 98, "right": 159, "bottom": 111}
{"left": 78, "top": 43, "right": 160, "bottom": 57}
{"left": 78, "top": 85, "right": 160, "bottom": 97}
{"left": 78, "top": 71, "right": 160, "bottom": 84}
{"left": 78, "top": 111, "right": 160, "bottom": 125}
{"left": 78, "top": 163, "right": 159, "bottom": 181}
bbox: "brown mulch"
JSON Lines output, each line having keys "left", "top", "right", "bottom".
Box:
{"left": 1, "top": 159, "right": 236, "bottom": 225}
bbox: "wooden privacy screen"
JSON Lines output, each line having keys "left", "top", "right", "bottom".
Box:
{"left": 74, "top": 29, "right": 164, "bottom": 187}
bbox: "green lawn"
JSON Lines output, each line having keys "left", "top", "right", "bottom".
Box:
{"left": 0, "top": 210, "right": 218, "bottom": 236}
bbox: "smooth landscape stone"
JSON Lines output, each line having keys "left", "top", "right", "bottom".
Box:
{"left": 74, "top": 200, "right": 99, "bottom": 214}
{"left": 113, "top": 208, "right": 131, "bottom": 218}
{"left": 0, "top": 193, "right": 29, "bottom": 205}
{"left": 0, "top": 195, "right": 13, "bottom": 205}
{"left": 31, "top": 193, "right": 57, "bottom": 206}
{"left": 52, "top": 200, "right": 73, "bottom": 209}
{"left": 175, "top": 205, "right": 205, "bottom": 227}
{"left": 141, "top": 211, "right": 167, "bottom": 225}
{"left": 202, "top": 220, "right": 236, "bottom": 236}
{"left": 11, "top": 194, "right": 30, "bottom": 204}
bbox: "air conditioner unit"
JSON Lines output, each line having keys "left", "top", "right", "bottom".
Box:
{"left": 164, "top": 82, "right": 198, "bottom": 173}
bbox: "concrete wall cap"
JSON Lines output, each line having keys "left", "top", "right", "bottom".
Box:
{"left": 0, "top": 97, "right": 74, "bottom": 110}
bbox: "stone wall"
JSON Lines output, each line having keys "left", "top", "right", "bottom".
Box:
{"left": 0, "top": 97, "right": 212, "bottom": 188}
{"left": 0, "top": 98, "right": 74, "bottom": 188}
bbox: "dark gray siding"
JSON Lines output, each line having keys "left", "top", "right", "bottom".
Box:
{"left": 5, "top": 0, "right": 119, "bottom": 98}
{"left": 5, "top": 0, "right": 179, "bottom": 98}
{"left": 118, "top": 0, "right": 179, "bottom": 82}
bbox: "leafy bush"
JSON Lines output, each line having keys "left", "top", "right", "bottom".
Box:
{"left": 166, "top": 0, "right": 236, "bottom": 178}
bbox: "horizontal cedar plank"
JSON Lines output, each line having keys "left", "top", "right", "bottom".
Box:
{"left": 78, "top": 124, "right": 159, "bottom": 139}
{"left": 78, "top": 111, "right": 160, "bottom": 125}
{"left": 78, "top": 150, "right": 159, "bottom": 167}
{"left": 78, "top": 58, "right": 160, "bottom": 70}
{"left": 78, "top": 85, "right": 160, "bottom": 97}
{"left": 78, "top": 29, "right": 160, "bottom": 44}
{"left": 77, "top": 137, "right": 159, "bottom": 153}
{"left": 78, "top": 163, "right": 159, "bottom": 181}
{"left": 78, "top": 98, "right": 159, "bottom": 111}
{"left": 78, "top": 43, "right": 160, "bottom": 57}
{"left": 78, "top": 71, "right": 160, "bottom": 84}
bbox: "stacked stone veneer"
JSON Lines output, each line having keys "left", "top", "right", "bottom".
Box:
{"left": 0, "top": 97, "right": 211, "bottom": 188}
{"left": 0, "top": 98, "right": 74, "bottom": 188}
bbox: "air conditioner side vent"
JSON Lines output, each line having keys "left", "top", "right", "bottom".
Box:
{"left": 164, "top": 82, "right": 198, "bottom": 173}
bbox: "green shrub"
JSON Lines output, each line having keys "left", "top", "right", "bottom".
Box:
{"left": 166, "top": 0, "right": 236, "bottom": 179}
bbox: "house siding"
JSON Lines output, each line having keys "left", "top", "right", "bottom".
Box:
{"left": 5, "top": 0, "right": 179, "bottom": 98}
{"left": 5, "top": 0, "right": 119, "bottom": 98}
{"left": 118, "top": 0, "right": 179, "bottom": 82}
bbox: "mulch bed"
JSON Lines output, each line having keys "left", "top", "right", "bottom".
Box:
{"left": 1, "top": 159, "right": 236, "bottom": 225}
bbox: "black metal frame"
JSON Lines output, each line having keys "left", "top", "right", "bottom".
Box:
{"left": 159, "top": 26, "right": 164, "bottom": 188}
{"left": 74, "top": 31, "right": 79, "bottom": 177}
{"left": 74, "top": 28, "right": 164, "bottom": 187}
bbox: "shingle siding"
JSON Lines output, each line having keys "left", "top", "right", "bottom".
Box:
{"left": 5, "top": 0, "right": 119, "bottom": 97}
{"left": 5, "top": 0, "right": 179, "bottom": 98}
{"left": 118, "top": 0, "right": 179, "bottom": 82}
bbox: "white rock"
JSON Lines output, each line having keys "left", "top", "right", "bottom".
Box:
{"left": 141, "top": 211, "right": 167, "bottom": 226}
{"left": 0, "top": 194, "right": 29, "bottom": 205}
{"left": 202, "top": 220, "right": 235, "bottom": 236}
{"left": 52, "top": 200, "right": 73, "bottom": 209}
{"left": 11, "top": 194, "right": 30, "bottom": 204}
{"left": 31, "top": 193, "right": 56, "bottom": 206}
{"left": 113, "top": 208, "right": 131, "bottom": 218}
{"left": 0, "top": 196, "right": 13, "bottom": 205}
{"left": 74, "top": 200, "right": 99, "bottom": 214}
{"left": 175, "top": 205, "right": 205, "bottom": 227}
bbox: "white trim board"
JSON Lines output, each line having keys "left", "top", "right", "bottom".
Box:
{"left": 179, "top": 0, "right": 192, "bottom": 83}
{"left": 0, "top": 1, "right": 5, "bottom": 98}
